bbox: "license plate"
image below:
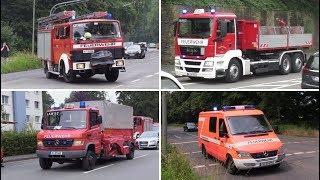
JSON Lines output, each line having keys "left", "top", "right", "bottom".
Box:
{"left": 260, "top": 161, "right": 274, "bottom": 166}
{"left": 50, "top": 151, "right": 63, "bottom": 156}
{"left": 187, "top": 72, "right": 197, "bottom": 77}
{"left": 83, "top": 49, "right": 94, "bottom": 53}
{"left": 76, "top": 63, "right": 85, "bottom": 69}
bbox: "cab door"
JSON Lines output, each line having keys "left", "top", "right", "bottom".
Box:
{"left": 216, "top": 117, "right": 229, "bottom": 161}
{"left": 205, "top": 116, "right": 219, "bottom": 158}
{"left": 215, "top": 18, "right": 236, "bottom": 55}
{"left": 52, "top": 25, "right": 72, "bottom": 64}
{"left": 87, "top": 110, "right": 102, "bottom": 154}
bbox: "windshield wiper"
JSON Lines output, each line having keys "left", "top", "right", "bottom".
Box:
{"left": 61, "top": 126, "right": 77, "bottom": 129}
{"left": 233, "top": 132, "right": 250, "bottom": 135}
{"left": 246, "top": 130, "right": 268, "bottom": 134}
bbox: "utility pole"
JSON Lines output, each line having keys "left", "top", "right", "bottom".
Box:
{"left": 32, "top": 0, "right": 35, "bottom": 55}
{"left": 161, "top": 92, "right": 167, "bottom": 154}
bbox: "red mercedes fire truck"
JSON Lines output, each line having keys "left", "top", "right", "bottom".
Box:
{"left": 37, "top": 11, "right": 125, "bottom": 83}
{"left": 174, "top": 9, "right": 313, "bottom": 82}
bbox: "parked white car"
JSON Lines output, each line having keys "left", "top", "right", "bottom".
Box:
{"left": 135, "top": 131, "right": 159, "bottom": 150}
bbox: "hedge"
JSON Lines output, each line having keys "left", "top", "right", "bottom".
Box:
{"left": 1, "top": 131, "right": 37, "bottom": 156}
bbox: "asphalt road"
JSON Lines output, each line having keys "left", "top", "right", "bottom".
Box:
{"left": 167, "top": 127, "right": 319, "bottom": 180}
{"left": 1, "top": 49, "right": 159, "bottom": 89}
{"left": 1, "top": 149, "right": 159, "bottom": 180}
{"left": 162, "top": 70, "right": 304, "bottom": 89}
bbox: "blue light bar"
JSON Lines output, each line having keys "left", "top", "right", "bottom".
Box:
{"left": 182, "top": 9, "right": 187, "bottom": 14}
{"left": 80, "top": 101, "right": 86, "bottom": 108}
{"left": 222, "top": 105, "right": 256, "bottom": 111}
{"left": 106, "top": 13, "right": 112, "bottom": 19}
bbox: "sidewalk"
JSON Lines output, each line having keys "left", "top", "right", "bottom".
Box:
{"left": 4, "top": 153, "right": 37, "bottom": 162}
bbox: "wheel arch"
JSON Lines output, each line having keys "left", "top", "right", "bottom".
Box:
{"left": 58, "top": 53, "right": 71, "bottom": 74}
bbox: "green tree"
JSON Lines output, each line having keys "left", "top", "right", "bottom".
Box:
{"left": 42, "top": 91, "right": 54, "bottom": 112}
{"left": 116, "top": 91, "right": 159, "bottom": 122}
{"left": 65, "top": 91, "right": 106, "bottom": 103}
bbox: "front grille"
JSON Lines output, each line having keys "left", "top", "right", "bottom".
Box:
{"left": 185, "top": 61, "right": 201, "bottom": 66}
{"left": 251, "top": 150, "right": 277, "bottom": 159}
{"left": 180, "top": 46, "right": 202, "bottom": 56}
{"left": 185, "top": 67, "right": 200, "bottom": 73}
{"left": 71, "top": 48, "right": 124, "bottom": 62}
{"left": 139, "top": 141, "right": 148, "bottom": 146}
{"left": 43, "top": 139, "right": 74, "bottom": 147}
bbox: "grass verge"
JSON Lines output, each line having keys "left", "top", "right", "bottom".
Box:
{"left": 162, "top": 143, "right": 198, "bottom": 180}
{"left": 274, "top": 124, "right": 319, "bottom": 137}
{"left": 1, "top": 52, "right": 42, "bottom": 74}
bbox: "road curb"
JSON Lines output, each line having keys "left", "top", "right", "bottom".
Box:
{"left": 4, "top": 154, "right": 37, "bottom": 163}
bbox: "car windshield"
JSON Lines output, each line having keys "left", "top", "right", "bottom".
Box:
{"left": 140, "top": 131, "right": 158, "bottom": 138}
{"left": 227, "top": 115, "right": 273, "bottom": 135}
{"left": 187, "top": 123, "right": 196, "bottom": 127}
{"left": 73, "top": 21, "right": 121, "bottom": 40}
{"left": 127, "top": 45, "right": 140, "bottom": 51}
{"left": 178, "top": 18, "right": 212, "bottom": 38}
{"left": 307, "top": 55, "right": 319, "bottom": 70}
{"left": 45, "top": 110, "right": 87, "bottom": 129}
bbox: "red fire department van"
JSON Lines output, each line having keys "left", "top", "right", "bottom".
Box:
{"left": 133, "top": 116, "right": 154, "bottom": 139}
{"left": 174, "top": 9, "right": 312, "bottom": 82}
{"left": 198, "top": 105, "right": 285, "bottom": 174}
{"left": 36, "top": 101, "right": 134, "bottom": 171}
{"left": 37, "top": 11, "right": 125, "bottom": 83}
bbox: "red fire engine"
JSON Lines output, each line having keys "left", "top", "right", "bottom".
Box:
{"left": 133, "top": 116, "right": 154, "bottom": 139}
{"left": 174, "top": 9, "right": 313, "bottom": 82}
{"left": 37, "top": 11, "right": 125, "bottom": 83}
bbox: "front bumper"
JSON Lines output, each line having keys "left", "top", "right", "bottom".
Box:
{"left": 233, "top": 154, "right": 285, "bottom": 170}
{"left": 138, "top": 142, "right": 158, "bottom": 149}
{"left": 36, "top": 150, "right": 87, "bottom": 159}
{"left": 72, "top": 59, "right": 125, "bottom": 71}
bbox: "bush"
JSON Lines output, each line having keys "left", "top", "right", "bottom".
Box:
{"left": 1, "top": 52, "right": 42, "bottom": 74}
{"left": 162, "top": 144, "right": 198, "bottom": 180}
{"left": 1, "top": 21, "right": 22, "bottom": 53}
{"left": 1, "top": 131, "right": 37, "bottom": 156}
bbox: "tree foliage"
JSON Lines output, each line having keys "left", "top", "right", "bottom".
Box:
{"left": 166, "top": 92, "right": 319, "bottom": 129}
{"left": 65, "top": 91, "right": 106, "bottom": 103}
{"left": 42, "top": 91, "right": 54, "bottom": 112}
{"left": 1, "top": 0, "right": 158, "bottom": 51}
{"left": 116, "top": 91, "right": 159, "bottom": 122}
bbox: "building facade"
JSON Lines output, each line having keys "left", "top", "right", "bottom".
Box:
{"left": 1, "top": 91, "right": 43, "bottom": 131}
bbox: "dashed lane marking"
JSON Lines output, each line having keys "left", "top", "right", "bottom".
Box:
{"left": 171, "top": 140, "right": 197, "bottom": 145}
{"left": 236, "top": 78, "right": 301, "bottom": 89}
{"left": 182, "top": 151, "right": 201, "bottom": 155}
{"left": 131, "top": 79, "right": 141, "bottom": 83}
{"left": 193, "top": 163, "right": 219, "bottom": 169}
{"left": 174, "top": 135, "right": 181, "bottom": 139}
{"left": 133, "top": 153, "right": 150, "bottom": 160}
{"left": 83, "top": 164, "right": 115, "bottom": 174}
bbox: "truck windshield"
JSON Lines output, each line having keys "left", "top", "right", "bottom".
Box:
{"left": 227, "top": 115, "right": 273, "bottom": 135}
{"left": 73, "top": 21, "right": 121, "bottom": 40}
{"left": 178, "top": 18, "right": 212, "bottom": 38}
{"left": 140, "top": 131, "right": 158, "bottom": 138}
{"left": 45, "top": 110, "right": 87, "bottom": 129}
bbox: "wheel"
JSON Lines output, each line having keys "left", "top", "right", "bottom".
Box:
{"left": 279, "top": 54, "right": 292, "bottom": 75}
{"left": 226, "top": 157, "right": 238, "bottom": 175}
{"left": 126, "top": 144, "right": 135, "bottom": 160}
{"left": 44, "top": 62, "right": 54, "bottom": 79}
{"left": 156, "top": 142, "right": 159, "bottom": 150}
{"left": 202, "top": 145, "right": 208, "bottom": 159}
{"left": 39, "top": 158, "right": 53, "bottom": 170}
{"left": 291, "top": 53, "right": 303, "bottom": 73}
{"left": 82, "top": 150, "right": 96, "bottom": 171}
{"left": 105, "top": 68, "right": 119, "bottom": 82}
{"left": 79, "top": 72, "right": 93, "bottom": 79}
{"left": 139, "top": 51, "right": 146, "bottom": 59}
{"left": 225, "top": 60, "right": 242, "bottom": 83}
{"left": 271, "top": 163, "right": 281, "bottom": 168}
{"left": 61, "top": 62, "right": 76, "bottom": 83}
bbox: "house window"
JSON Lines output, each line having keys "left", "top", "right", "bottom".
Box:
{"left": 2, "top": 113, "right": 10, "bottom": 121}
{"left": 35, "top": 116, "right": 40, "bottom": 123}
{"left": 34, "top": 101, "right": 39, "bottom": 109}
{"left": 2, "top": 95, "right": 9, "bottom": 104}
{"left": 26, "top": 99, "right": 30, "bottom": 107}
{"left": 26, "top": 115, "right": 30, "bottom": 122}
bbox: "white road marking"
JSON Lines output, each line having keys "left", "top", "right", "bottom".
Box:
{"left": 145, "top": 74, "right": 154, "bottom": 78}
{"left": 284, "top": 140, "right": 316, "bottom": 144}
{"left": 276, "top": 82, "right": 301, "bottom": 89}
{"left": 236, "top": 78, "right": 301, "bottom": 89}
{"left": 115, "top": 85, "right": 123, "bottom": 88}
{"left": 193, "top": 165, "right": 206, "bottom": 169}
{"left": 133, "top": 153, "right": 150, "bottom": 160}
{"left": 286, "top": 153, "right": 293, "bottom": 156}
{"left": 293, "top": 152, "right": 304, "bottom": 155}
{"left": 171, "top": 140, "right": 197, "bottom": 145}
{"left": 208, "top": 163, "right": 219, "bottom": 167}
{"left": 174, "top": 135, "right": 181, "bottom": 139}
{"left": 185, "top": 132, "right": 197, "bottom": 137}
{"left": 305, "top": 151, "right": 316, "bottom": 154}
{"left": 182, "top": 151, "right": 201, "bottom": 155}
{"left": 83, "top": 164, "right": 115, "bottom": 174}
{"left": 131, "top": 79, "right": 141, "bottom": 83}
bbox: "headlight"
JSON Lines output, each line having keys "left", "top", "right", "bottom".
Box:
{"left": 278, "top": 146, "right": 285, "bottom": 155}
{"left": 149, "top": 140, "right": 157, "bottom": 144}
{"left": 37, "top": 140, "right": 43, "bottom": 147}
{"left": 175, "top": 59, "right": 181, "bottom": 66}
{"left": 237, "top": 151, "right": 252, "bottom": 158}
{"left": 73, "top": 140, "right": 85, "bottom": 146}
{"left": 116, "top": 60, "right": 124, "bottom": 66}
{"left": 204, "top": 61, "right": 214, "bottom": 67}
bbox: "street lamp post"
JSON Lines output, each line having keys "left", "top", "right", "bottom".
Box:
{"left": 32, "top": 0, "right": 35, "bottom": 55}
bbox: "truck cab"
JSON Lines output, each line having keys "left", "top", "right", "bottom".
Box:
{"left": 198, "top": 105, "right": 285, "bottom": 174}
{"left": 37, "top": 103, "right": 102, "bottom": 170}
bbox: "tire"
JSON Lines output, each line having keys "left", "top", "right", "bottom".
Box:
{"left": 39, "top": 158, "right": 53, "bottom": 170}
{"left": 156, "top": 142, "right": 159, "bottom": 150}
{"left": 61, "top": 62, "right": 76, "bottom": 83}
{"left": 291, "top": 53, "right": 303, "bottom": 73}
{"left": 271, "top": 163, "right": 281, "bottom": 168}
{"left": 225, "top": 60, "right": 242, "bottom": 83}
{"left": 279, "top": 54, "right": 292, "bottom": 75}
{"left": 82, "top": 150, "right": 97, "bottom": 171}
{"left": 226, "top": 157, "right": 238, "bottom": 175}
{"left": 139, "top": 51, "right": 146, "bottom": 59}
{"left": 79, "top": 72, "right": 93, "bottom": 79}
{"left": 126, "top": 144, "right": 135, "bottom": 160}
{"left": 105, "top": 68, "right": 119, "bottom": 82}
{"left": 202, "top": 145, "right": 208, "bottom": 159}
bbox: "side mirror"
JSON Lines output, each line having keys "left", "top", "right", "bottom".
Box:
{"left": 97, "top": 115, "right": 102, "bottom": 125}
{"left": 136, "top": 134, "right": 140, "bottom": 138}
{"left": 219, "top": 131, "right": 228, "bottom": 138}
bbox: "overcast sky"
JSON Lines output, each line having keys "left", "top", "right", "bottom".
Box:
{"left": 47, "top": 91, "right": 118, "bottom": 107}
